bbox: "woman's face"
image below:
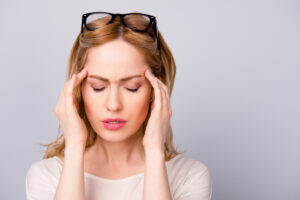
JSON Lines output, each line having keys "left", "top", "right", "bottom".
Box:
{"left": 81, "top": 39, "right": 152, "bottom": 142}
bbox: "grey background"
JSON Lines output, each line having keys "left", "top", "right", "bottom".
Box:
{"left": 0, "top": 0, "right": 299, "bottom": 199}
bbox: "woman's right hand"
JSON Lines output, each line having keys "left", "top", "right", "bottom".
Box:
{"left": 54, "top": 68, "right": 88, "bottom": 147}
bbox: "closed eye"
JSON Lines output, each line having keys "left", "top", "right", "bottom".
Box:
{"left": 92, "top": 88, "right": 105, "bottom": 92}
{"left": 92, "top": 87, "right": 140, "bottom": 93}
{"left": 127, "top": 87, "right": 140, "bottom": 92}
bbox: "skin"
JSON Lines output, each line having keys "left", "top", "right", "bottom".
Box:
{"left": 80, "top": 38, "right": 153, "bottom": 175}
{"left": 56, "top": 38, "right": 173, "bottom": 199}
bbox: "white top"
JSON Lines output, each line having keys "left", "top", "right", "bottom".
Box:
{"left": 25, "top": 153, "right": 212, "bottom": 200}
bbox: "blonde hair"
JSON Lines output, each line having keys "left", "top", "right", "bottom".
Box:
{"left": 40, "top": 14, "right": 185, "bottom": 161}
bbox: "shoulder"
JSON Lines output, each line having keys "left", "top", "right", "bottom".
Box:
{"left": 26, "top": 156, "right": 62, "bottom": 199}
{"left": 26, "top": 156, "right": 62, "bottom": 180}
{"left": 168, "top": 154, "right": 210, "bottom": 177}
{"left": 167, "top": 154, "right": 212, "bottom": 200}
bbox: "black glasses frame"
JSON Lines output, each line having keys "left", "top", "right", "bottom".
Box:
{"left": 80, "top": 12, "right": 161, "bottom": 53}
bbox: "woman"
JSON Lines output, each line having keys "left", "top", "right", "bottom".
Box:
{"left": 25, "top": 11, "right": 212, "bottom": 200}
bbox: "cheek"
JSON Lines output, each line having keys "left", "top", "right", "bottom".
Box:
{"left": 130, "top": 94, "right": 149, "bottom": 113}
{"left": 128, "top": 87, "right": 152, "bottom": 122}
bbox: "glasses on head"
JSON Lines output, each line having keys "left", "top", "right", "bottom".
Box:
{"left": 80, "top": 12, "right": 161, "bottom": 52}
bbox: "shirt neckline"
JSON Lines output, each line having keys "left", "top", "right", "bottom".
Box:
{"left": 53, "top": 153, "right": 183, "bottom": 183}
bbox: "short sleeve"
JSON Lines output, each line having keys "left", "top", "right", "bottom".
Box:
{"left": 25, "top": 163, "right": 57, "bottom": 200}
{"left": 174, "top": 163, "right": 212, "bottom": 200}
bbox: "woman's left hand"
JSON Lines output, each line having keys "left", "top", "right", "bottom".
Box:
{"left": 142, "top": 69, "right": 173, "bottom": 152}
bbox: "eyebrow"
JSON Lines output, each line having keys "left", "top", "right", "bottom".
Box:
{"left": 87, "top": 74, "right": 144, "bottom": 82}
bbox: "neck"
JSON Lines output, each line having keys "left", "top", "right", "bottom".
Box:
{"left": 86, "top": 128, "right": 146, "bottom": 168}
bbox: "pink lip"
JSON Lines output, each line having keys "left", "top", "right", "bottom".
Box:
{"left": 102, "top": 118, "right": 126, "bottom": 123}
{"left": 102, "top": 118, "right": 127, "bottom": 130}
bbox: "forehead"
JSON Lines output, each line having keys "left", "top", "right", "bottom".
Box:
{"left": 84, "top": 39, "right": 148, "bottom": 79}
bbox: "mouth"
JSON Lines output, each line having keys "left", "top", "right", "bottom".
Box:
{"left": 102, "top": 118, "right": 127, "bottom": 130}
{"left": 102, "top": 118, "right": 126, "bottom": 123}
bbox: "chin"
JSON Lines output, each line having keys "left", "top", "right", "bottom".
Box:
{"left": 96, "top": 127, "right": 142, "bottom": 142}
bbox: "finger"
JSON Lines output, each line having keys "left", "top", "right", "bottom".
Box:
{"left": 64, "top": 74, "right": 77, "bottom": 112}
{"left": 155, "top": 78, "right": 171, "bottom": 114}
{"left": 153, "top": 77, "right": 163, "bottom": 111}
{"left": 156, "top": 79, "right": 169, "bottom": 103}
{"left": 155, "top": 79, "right": 166, "bottom": 109}
{"left": 144, "top": 69, "right": 162, "bottom": 110}
{"left": 144, "top": 68, "right": 156, "bottom": 86}
{"left": 57, "top": 76, "right": 73, "bottom": 115}
{"left": 156, "top": 79, "right": 170, "bottom": 116}
{"left": 156, "top": 78, "right": 170, "bottom": 100}
{"left": 145, "top": 69, "right": 171, "bottom": 115}
{"left": 160, "top": 82, "right": 172, "bottom": 116}
{"left": 145, "top": 69, "right": 170, "bottom": 103}
{"left": 74, "top": 68, "right": 88, "bottom": 88}
{"left": 65, "top": 74, "right": 77, "bottom": 95}
{"left": 64, "top": 68, "right": 87, "bottom": 100}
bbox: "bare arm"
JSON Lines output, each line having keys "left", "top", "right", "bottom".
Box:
{"left": 54, "top": 141, "right": 86, "bottom": 200}
{"left": 143, "top": 148, "right": 173, "bottom": 200}
{"left": 53, "top": 69, "right": 88, "bottom": 200}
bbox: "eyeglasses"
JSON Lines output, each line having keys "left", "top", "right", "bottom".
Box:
{"left": 80, "top": 12, "right": 161, "bottom": 52}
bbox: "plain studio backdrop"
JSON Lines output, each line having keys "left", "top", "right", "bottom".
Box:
{"left": 0, "top": 0, "right": 299, "bottom": 199}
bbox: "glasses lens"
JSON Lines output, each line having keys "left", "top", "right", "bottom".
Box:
{"left": 124, "top": 14, "right": 151, "bottom": 31}
{"left": 86, "top": 13, "right": 112, "bottom": 30}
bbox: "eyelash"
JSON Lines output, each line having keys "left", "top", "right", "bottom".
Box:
{"left": 92, "top": 86, "right": 140, "bottom": 93}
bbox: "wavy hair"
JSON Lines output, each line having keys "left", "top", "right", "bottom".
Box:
{"left": 40, "top": 13, "right": 185, "bottom": 161}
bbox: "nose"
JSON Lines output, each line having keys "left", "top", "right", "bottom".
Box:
{"left": 106, "top": 86, "right": 122, "bottom": 112}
